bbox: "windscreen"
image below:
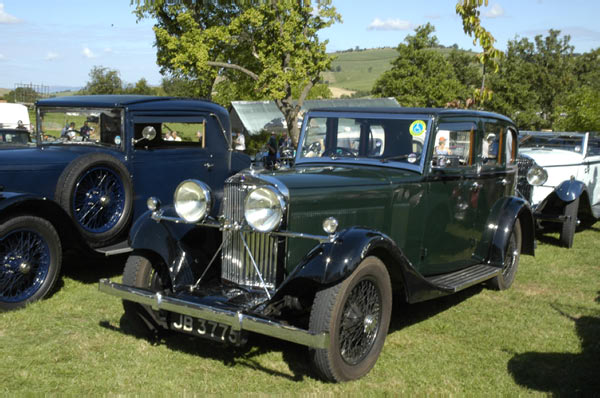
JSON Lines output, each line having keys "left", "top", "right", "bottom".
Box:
{"left": 299, "top": 115, "right": 429, "bottom": 166}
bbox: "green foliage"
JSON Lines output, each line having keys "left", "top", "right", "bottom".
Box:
{"left": 160, "top": 75, "right": 205, "bottom": 98}
{"left": 81, "top": 66, "right": 123, "bottom": 95}
{"left": 555, "top": 86, "right": 600, "bottom": 131}
{"left": 133, "top": 0, "right": 341, "bottom": 145}
{"left": 485, "top": 30, "right": 577, "bottom": 130}
{"left": 371, "top": 24, "right": 466, "bottom": 107}
{"left": 123, "top": 78, "right": 158, "bottom": 95}
{"left": 2, "top": 87, "right": 41, "bottom": 103}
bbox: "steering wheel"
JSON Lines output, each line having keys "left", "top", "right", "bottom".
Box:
{"left": 322, "top": 147, "right": 356, "bottom": 157}
{"left": 303, "top": 141, "right": 322, "bottom": 157}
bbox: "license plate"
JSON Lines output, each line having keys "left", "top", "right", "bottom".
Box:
{"left": 169, "top": 313, "right": 242, "bottom": 345}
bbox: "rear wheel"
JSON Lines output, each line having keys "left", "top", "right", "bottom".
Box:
{"left": 308, "top": 256, "right": 392, "bottom": 382}
{"left": 122, "top": 253, "right": 169, "bottom": 336}
{"left": 0, "top": 215, "right": 61, "bottom": 310}
{"left": 490, "top": 219, "right": 521, "bottom": 290}
{"left": 560, "top": 198, "right": 579, "bottom": 248}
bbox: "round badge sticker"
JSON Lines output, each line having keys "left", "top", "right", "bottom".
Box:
{"left": 114, "top": 135, "right": 121, "bottom": 145}
{"left": 409, "top": 120, "right": 426, "bottom": 136}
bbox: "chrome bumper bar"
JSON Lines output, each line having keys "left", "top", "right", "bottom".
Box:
{"left": 98, "top": 279, "right": 329, "bottom": 349}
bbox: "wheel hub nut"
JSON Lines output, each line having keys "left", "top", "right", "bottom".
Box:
{"left": 99, "top": 196, "right": 111, "bottom": 207}
{"left": 363, "top": 314, "right": 376, "bottom": 334}
{"left": 19, "top": 262, "right": 31, "bottom": 274}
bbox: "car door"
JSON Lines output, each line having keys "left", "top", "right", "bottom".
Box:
{"left": 419, "top": 117, "right": 481, "bottom": 275}
{"left": 128, "top": 115, "right": 230, "bottom": 218}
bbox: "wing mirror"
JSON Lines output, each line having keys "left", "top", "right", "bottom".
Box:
{"left": 134, "top": 126, "right": 157, "bottom": 144}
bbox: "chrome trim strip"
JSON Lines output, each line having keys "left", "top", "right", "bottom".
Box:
{"left": 98, "top": 279, "right": 329, "bottom": 349}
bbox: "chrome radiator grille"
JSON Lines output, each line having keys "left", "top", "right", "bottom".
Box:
{"left": 517, "top": 156, "right": 534, "bottom": 202}
{"left": 221, "top": 182, "right": 279, "bottom": 289}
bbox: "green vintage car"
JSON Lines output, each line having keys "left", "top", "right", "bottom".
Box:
{"left": 100, "top": 107, "right": 535, "bottom": 382}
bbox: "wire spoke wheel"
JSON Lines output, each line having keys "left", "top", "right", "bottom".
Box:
{"left": 72, "top": 166, "right": 125, "bottom": 233}
{"left": 339, "top": 278, "right": 381, "bottom": 365}
{"left": 0, "top": 215, "right": 61, "bottom": 310}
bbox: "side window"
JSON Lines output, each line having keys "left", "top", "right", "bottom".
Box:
{"left": 482, "top": 119, "right": 506, "bottom": 166}
{"left": 587, "top": 138, "right": 600, "bottom": 157}
{"left": 433, "top": 120, "right": 476, "bottom": 168}
{"left": 506, "top": 128, "right": 517, "bottom": 165}
{"left": 134, "top": 120, "right": 207, "bottom": 149}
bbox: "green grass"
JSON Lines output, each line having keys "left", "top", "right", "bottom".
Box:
{"left": 323, "top": 48, "right": 398, "bottom": 93}
{"left": 1, "top": 226, "right": 598, "bottom": 394}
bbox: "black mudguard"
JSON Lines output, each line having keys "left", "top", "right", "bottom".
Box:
{"left": 555, "top": 179, "right": 585, "bottom": 202}
{"left": 475, "top": 196, "right": 535, "bottom": 267}
{"left": 0, "top": 191, "right": 86, "bottom": 252}
{"left": 272, "top": 227, "right": 453, "bottom": 304}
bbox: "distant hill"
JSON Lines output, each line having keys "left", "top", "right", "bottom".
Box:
{"left": 323, "top": 47, "right": 398, "bottom": 94}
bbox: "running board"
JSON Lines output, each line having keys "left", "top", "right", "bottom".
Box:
{"left": 95, "top": 241, "right": 133, "bottom": 256}
{"left": 425, "top": 264, "right": 500, "bottom": 293}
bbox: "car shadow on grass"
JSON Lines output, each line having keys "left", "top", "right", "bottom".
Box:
{"left": 98, "top": 283, "right": 485, "bottom": 383}
{"left": 61, "top": 251, "right": 127, "bottom": 284}
{"left": 507, "top": 295, "right": 600, "bottom": 395}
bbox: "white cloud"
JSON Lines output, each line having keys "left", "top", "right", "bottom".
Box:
{"left": 45, "top": 51, "right": 59, "bottom": 61}
{"left": 367, "top": 18, "right": 412, "bottom": 31}
{"left": 485, "top": 4, "right": 505, "bottom": 18}
{"left": 104, "top": 47, "right": 113, "bottom": 53}
{"left": 0, "top": 3, "right": 20, "bottom": 24}
{"left": 82, "top": 47, "right": 96, "bottom": 58}
{"left": 0, "top": 53, "right": 5, "bottom": 60}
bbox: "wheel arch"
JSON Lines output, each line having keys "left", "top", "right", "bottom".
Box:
{"left": 483, "top": 196, "right": 535, "bottom": 267}
{"left": 0, "top": 193, "right": 85, "bottom": 252}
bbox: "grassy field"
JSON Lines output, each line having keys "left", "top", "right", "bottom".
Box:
{"left": 1, "top": 222, "right": 598, "bottom": 395}
{"left": 323, "top": 48, "right": 398, "bottom": 93}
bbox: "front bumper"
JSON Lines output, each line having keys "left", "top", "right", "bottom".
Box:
{"left": 98, "top": 279, "right": 329, "bottom": 349}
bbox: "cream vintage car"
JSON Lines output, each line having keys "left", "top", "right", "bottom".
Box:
{"left": 517, "top": 131, "right": 600, "bottom": 247}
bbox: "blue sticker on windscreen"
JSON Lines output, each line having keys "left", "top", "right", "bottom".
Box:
{"left": 409, "top": 120, "right": 426, "bottom": 136}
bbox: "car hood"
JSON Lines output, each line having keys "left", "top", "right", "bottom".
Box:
{"left": 0, "top": 145, "right": 113, "bottom": 171}
{"left": 259, "top": 163, "right": 417, "bottom": 191}
{"left": 519, "top": 148, "right": 583, "bottom": 167}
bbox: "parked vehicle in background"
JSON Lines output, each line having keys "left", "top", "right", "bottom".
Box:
{"left": 517, "top": 131, "right": 600, "bottom": 247}
{"left": 100, "top": 107, "right": 535, "bottom": 382}
{"left": 0, "top": 95, "right": 251, "bottom": 310}
{"left": 0, "top": 128, "right": 31, "bottom": 145}
{"left": 0, "top": 103, "right": 32, "bottom": 131}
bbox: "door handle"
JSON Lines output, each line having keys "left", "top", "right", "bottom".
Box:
{"left": 498, "top": 178, "right": 508, "bottom": 186}
{"left": 471, "top": 182, "right": 482, "bottom": 191}
{"left": 204, "top": 162, "right": 214, "bottom": 170}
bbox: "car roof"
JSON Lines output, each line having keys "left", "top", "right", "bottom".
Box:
{"left": 36, "top": 95, "right": 226, "bottom": 113}
{"left": 520, "top": 130, "right": 585, "bottom": 137}
{"left": 309, "top": 107, "right": 515, "bottom": 124}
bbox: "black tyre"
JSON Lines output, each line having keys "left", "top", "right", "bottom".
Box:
{"left": 122, "top": 253, "right": 169, "bottom": 336}
{"left": 0, "top": 215, "right": 62, "bottom": 311}
{"left": 309, "top": 256, "right": 392, "bottom": 382}
{"left": 490, "top": 219, "right": 521, "bottom": 290}
{"left": 559, "top": 198, "right": 579, "bottom": 248}
{"left": 55, "top": 153, "right": 133, "bottom": 248}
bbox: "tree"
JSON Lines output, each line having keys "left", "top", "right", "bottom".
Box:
{"left": 555, "top": 86, "right": 600, "bottom": 132}
{"left": 2, "top": 87, "right": 39, "bottom": 103}
{"left": 81, "top": 66, "right": 123, "bottom": 95}
{"left": 123, "top": 78, "right": 157, "bottom": 95}
{"left": 371, "top": 24, "right": 465, "bottom": 107}
{"left": 134, "top": 0, "right": 340, "bottom": 145}
{"left": 456, "top": 0, "right": 504, "bottom": 104}
{"left": 485, "top": 31, "right": 576, "bottom": 130}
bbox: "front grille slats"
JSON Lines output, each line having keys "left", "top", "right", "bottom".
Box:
{"left": 517, "top": 156, "right": 534, "bottom": 202}
{"left": 221, "top": 181, "right": 279, "bottom": 290}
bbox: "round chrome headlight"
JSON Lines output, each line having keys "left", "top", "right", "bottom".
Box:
{"left": 244, "top": 186, "right": 285, "bottom": 232}
{"left": 526, "top": 165, "right": 548, "bottom": 186}
{"left": 174, "top": 180, "right": 212, "bottom": 223}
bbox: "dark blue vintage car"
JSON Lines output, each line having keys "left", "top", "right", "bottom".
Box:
{"left": 0, "top": 95, "right": 250, "bottom": 310}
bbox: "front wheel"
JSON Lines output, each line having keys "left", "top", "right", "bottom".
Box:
{"left": 0, "top": 215, "right": 62, "bottom": 310}
{"left": 560, "top": 198, "right": 579, "bottom": 248}
{"left": 490, "top": 219, "right": 521, "bottom": 290}
{"left": 308, "top": 256, "right": 392, "bottom": 382}
{"left": 121, "top": 253, "right": 170, "bottom": 336}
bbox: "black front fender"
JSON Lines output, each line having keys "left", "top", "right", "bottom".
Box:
{"left": 555, "top": 179, "right": 585, "bottom": 202}
{"left": 478, "top": 196, "right": 535, "bottom": 267}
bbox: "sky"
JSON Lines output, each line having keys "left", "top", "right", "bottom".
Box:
{"left": 1, "top": 0, "right": 599, "bottom": 90}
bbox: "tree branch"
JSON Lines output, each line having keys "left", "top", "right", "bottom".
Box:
{"left": 206, "top": 61, "right": 259, "bottom": 80}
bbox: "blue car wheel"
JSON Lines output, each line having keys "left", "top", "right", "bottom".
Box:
{"left": 55, "top": 153, "right": 133, "bottom": 248}
{"left": 0, "top": 215, "right": 62, "bottom": 310}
